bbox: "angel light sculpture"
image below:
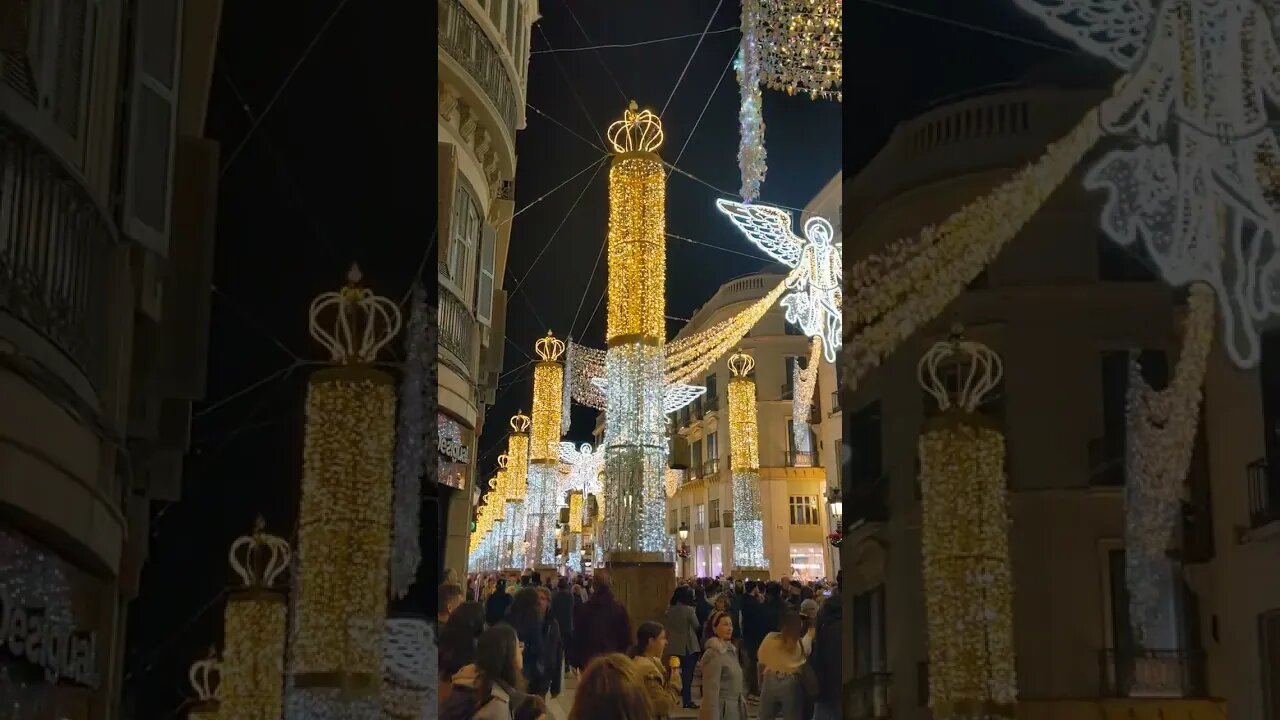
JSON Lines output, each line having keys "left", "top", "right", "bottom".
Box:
{"left": 716, "top": 199, "right": 842, "bottom": 362}
{"left": 1013, "top": 0, "right": 1280, "bottom": 367}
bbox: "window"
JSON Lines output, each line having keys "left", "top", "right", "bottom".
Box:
{"left": 785, "top": 320, "right": 806, "bottom": 335}
{"left": 125, "top": 0, "right": 178, "bottom": 254}
{"left": 669, "top": 509, "right": 677, "bottom": 534}
{"left": 681, "top": 506, "right": 690, "bottom": 530}
{"left": 853, "top": 585, "right": 888, "bottom": 675}
{"left": 706, "top": 432, "right": 719, "bottom": 473}
{"left": 789, "top": 543, "right": 825, "bottom": 581}
{"left": 691, "top": 439, "right": 703, "bottom": 473}
{"left": 1104, "top": 548, "right": 1197, "bottom": 696}
{"left": 696, "top": 545, "right": 708, "bottom": 577}
{"left": 506, "top": 0, "right": 518, "bottom": 53}
{"left": 696, "top": 503, "right": 706, "bottom": 530}
{"left": 475, "top": 225, "right": 497, "bottom": 325}
{"left": 787, "top": 419, "right": 816, "bottom": 466}
{"left": 705, "top": 373, "right": 718, "bottom": 408}
{"left": 711, "top": 544, "right": 723, "bottom": 577}
{"left": 1095, "top": 350, "right": 1167, "bottom": 485}
{"left": 1099, "top": 236, "right": 1158, "bottom": 282}
{"left": 789, "top": 495, "right": 819, "bottom": 525}
{"left": 447, "top": 180, "right": 483, "bottom": 300}
{"left": 847, "top": 401, "right": 882, "bottom": 483}
{"left": 1262, "top": 330, "right": 1280, "bottom": 468}
{"left": 709, "top": 499, "right": 720, "bottom": 528}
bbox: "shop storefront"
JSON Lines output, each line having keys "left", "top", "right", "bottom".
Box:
{"left": 0, "top": 525, "right": 110, "bottom": 720}
{"left": 437, "top": 413, "right": 474, "bottom": 581}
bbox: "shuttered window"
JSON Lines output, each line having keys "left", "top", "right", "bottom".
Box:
{"left": 475, "top": 224, "right": 496, "bottom": 325}
{"left": 124, "top": 0, "right": 183, "bottom": 256}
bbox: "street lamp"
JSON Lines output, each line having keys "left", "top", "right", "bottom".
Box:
{"left": 677, "top": 522, "right": 690, "bottom": 578}
{"left": 829, "top": 487, "right": 843, "bottom": 528}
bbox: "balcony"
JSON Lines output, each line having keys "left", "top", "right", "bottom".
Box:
{"left": 1099, "top": 649, "right": 1206, "bottom": 698}
{"left": 0, "top": 117, "right": 115, "bottom": 389}
{"left": 438, "top": 281, "right": 475, "bottom": 371}
{"left": 846, "top": 673, "right": 892, "bottom": 719}
{"left": 701, "top": 458, "right": 719, "bottom": 477}
{"left": 1248, "top": 459, "right": 1280, "bottom": 529}
{"left": 438, "top": 0, "right": 519, "bottom": 142}
{"left": 786, "top": 449, "right": 818, "bottom": 468}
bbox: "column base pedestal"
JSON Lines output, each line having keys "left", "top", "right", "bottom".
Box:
{"left": 733, "top": 567, "right": 770, "bottom": 583}
{"left": 605, "top": 551, "right": 676, "bottom": 633}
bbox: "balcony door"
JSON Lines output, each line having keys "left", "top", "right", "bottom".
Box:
{"left": 1105, "top": 548, "right": 1201, "bottom": 697}
{"left": 853, "top": 585, "right": 887, "bottom": 675}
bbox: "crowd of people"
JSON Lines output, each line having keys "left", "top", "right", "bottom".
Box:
{"left": 436, "top": 567, "right": 843, "bottom": 720}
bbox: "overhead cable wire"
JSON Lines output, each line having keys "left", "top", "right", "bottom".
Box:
{"left": 509, "top": 157, "right": 608, "bottom": 295}
{"left": 497, "top": 151, "right": 606, "bottom": 227}
{"left": 661, "top": 0, "right": 726, "bottom": 118}
{"left": 526, "top": 104, "right": 608, "bottom": 154}
{"left": 562, "top": 0, "right": 628, "bottom": 102}
{"left": 531, "top": 26, "right": 741, "bottom": 54}
{"left": 673, "top": 43, "right": 740, "bottom": 167}
{"left": 666, "top": 232, "right": 779, "bottom": 264}
{"left": 853, "top": 0, "right": 1083, "bottom": 56}
{"left": 219, "top": 0, "right": 356, "bottom": 177}
{"left": 536, "top": 24, "right": 607, "bottom": 147}
{"left": 568, "top": 235, "right": 607, "bottom": 339}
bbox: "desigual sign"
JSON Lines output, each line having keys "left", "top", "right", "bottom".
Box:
{"left": 0, "top": 583, "right": 99, "bottom": 688}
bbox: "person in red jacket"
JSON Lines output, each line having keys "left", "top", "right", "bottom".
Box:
{"left": 571, "top": 571, "right": 632, "bottom": 670}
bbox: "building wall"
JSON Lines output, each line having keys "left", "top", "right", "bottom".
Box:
{"left": 842, "top": 84, "right": 1277, "bottom": 717}
{"left": 0, "top": 0, "right": 221, "bottom": 716}
{"left": 666, "top": 273, "right": 840, "bottom": 581}
{"left": 437, "top": 0, "right": 538, "bottom": 580}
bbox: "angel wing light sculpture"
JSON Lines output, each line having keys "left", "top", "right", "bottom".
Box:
{"left": 716, "top": 199, "right": 842, "bottom": 362}
{"left": 1013, "top": 0, "right": 1280, "bottom": 368}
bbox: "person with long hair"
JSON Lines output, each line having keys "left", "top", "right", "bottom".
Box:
{"left": 628, "top": 621, "right": 679, "bottom": 719}
{"left": 568, "top": 653, "right": 654, "bottom": 720}
{"left": 663, "top": 585, "right": 701, "bottom": 709}
{"left": 486, "top": 578, "right": 513, "bottom": 625}
{"left": 756, "top": 610, "right": 806, "bottom": 720}
{"left": 571, "top": 571, "right": 631, "bottom": 670}
{"left": 504, "top": 586, "right": 561, "bottom": 700}
{"left": 697, "top": 610, "right": 747, "bottom": 720}
{"left": 437, "top": 602, "right": 486, "bottom": 708}
{"left": 440, "top": 624, "right": 528, "bottom": 720}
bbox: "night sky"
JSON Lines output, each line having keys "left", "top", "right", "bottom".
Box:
{"left": 121, "top": 1, "right": 1093, "bottom": 716}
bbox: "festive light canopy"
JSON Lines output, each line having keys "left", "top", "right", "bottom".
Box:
{"left": 717, "top": 200, "right": 841, "bottom": 362}
{"left": 757, "top": 0, "right": 843, "bottom": 100}
{"left": 1013, "top": 0, "right": 1280, "bottom": 368}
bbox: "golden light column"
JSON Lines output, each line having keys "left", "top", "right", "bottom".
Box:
{"left": 186, "top": 650, "right": 221, "bottom": 720}
{"left": 288, "top": 265, "right": 401, "bottom": 720}
{"left": 505, "top": 413, "right": 531, "bottom": 570}
{"left": 917, "top": 329, "right": 1016, "bottom": 719}
{"left": 727, "top": 350, "right": 768, "bottom": 571}
{"left": 529, "top": 332, "right": 566, "bottom": 568}
{"left": 221, "top": 516, "right": 291, "bottom": 720}
{"left": 603, "top": 101, "right": 670, "bottom": 553}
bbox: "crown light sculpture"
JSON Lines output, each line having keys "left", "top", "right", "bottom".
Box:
{"left": 916, "top": 327, "right": 1016, "bottom": 720}
{"left": 602, "top": 102, "right": 670, "bottom": 555}
{"left": 727, "top": 350, "right": 769, "bottom": 572}
{"left": 529, "top": 332, "right": 566, "bottom": 567}
{"left": 288, "top": 265, "right": 400, "bottom": 720}
{"left": 187, "top": 650, "right": 222, "bottom": 720}
{"left": 221, "top": 516, "right": 290, "bottom": 720}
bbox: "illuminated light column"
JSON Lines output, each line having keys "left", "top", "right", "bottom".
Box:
{"left": 186, "top": 651, "right": 221, "bottom": 720}
{"left": 287, "top": 266, "right": 401, "bottom": 720}
{"left": 916, "top": 330, "right": 1016, "bottom": 720}
{"left": 603, "top": 101, "right": 669, "bottom": 554}
{"left": 529, "top": 332, "right": 566, "bottom": 568}
{"left": 727, "top": 350, "right": 768, "bottom": 572}
{"left": 221, "top": 517, "right": 291, "bottom": 720}
{"left": 506, "top": 414, "right": 531, "bottom": 570}
{"left": 381, "top": 618, "right": 436, "bottom": 719}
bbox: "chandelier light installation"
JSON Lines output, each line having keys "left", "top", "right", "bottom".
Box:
{"left": 1013, "top": 0, "right": 1280, "bottom": 368}
{"left": 288, "top": 265, "right": 401, "bottom": 720}
{"left": 602, "top": 101, "right": 670, "bottom": 554}
{"left": 727, "top": 350, "right": 769, "bottom": 571}
{"left": 381, "top": 618, "right": 436, "bottom": 718}
{"left": 530, "top": 332, "right": 566, "bottom": 566}
{"left": 791, "top": 337, "right": 822, "bottom": 458}
{"left": 757, "top": 0, "right": 843, "bottom": 100}
{"left": 917, "top": 329, "right": 1016, "bottom": 720}
{"left": 505, "top": 415, "right": 531, "bottom": 569}
{"left": 221, "top": 516, "right": 291, "bottom": 720}
{"left": 187, "top": 650, "right": 222, "bottom": 720}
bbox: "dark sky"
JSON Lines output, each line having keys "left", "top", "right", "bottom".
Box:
{"left": 122, "top": 1, "right": 1082, "bottom": 715}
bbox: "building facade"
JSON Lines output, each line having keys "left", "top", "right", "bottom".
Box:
{"left": 841, "top": 79, "right": 1279, "bottom": 718}
{"left": 0, "top": 0, "right": 222, "bottom": 717}
{"left": 437, "top": 0, "right": 538, "bottom": 581}
{"left": 660, "top": 269, "right": 842, "bottom": 582}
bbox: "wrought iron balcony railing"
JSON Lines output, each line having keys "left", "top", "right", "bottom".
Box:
{"left": 1248, "top": 458, "right": 1280, "bottom": 529}
{"left": 438, "top": 0, "right": 519, "bottom": 142}
{"left": 438, "top": 282, "right": 475, "bottom": 371}
{"left": 1099, "top": 648, "right": 1207, "bottom": 698}
{"left": 847, "top": 672, "right": 892, "bottom": 719}
{"left": 702, "top": 458, "right": 719, "bottom": 477}
{"left": 787, "top": 449, "right": 818, "bottom": 468}
{"left": 0, "top": 117, "right": 115, "bottom": 389}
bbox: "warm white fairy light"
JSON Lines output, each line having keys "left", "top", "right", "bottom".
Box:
{"left": 757, "top": 0, "right": 842, "bottom": 101}
{"left": 381, "top": 618, "right": 436, "bottom": 719}
{"left": 791, "top": 337, "right": 822, "bottom": 454}
{"left": 389, "top": 283, "right": 430, "bottom": 599}
{"left": 666, "top": 274, "right": 795, "bottom": 386}
{"left": 717, "top": 201, "right": 841, "bottom": 362}
{"left": 222, "top": 518, "right": 290, "bottom": 720}
{"left": 843, "top": 109, "right": 1103, "bottom": 391}
{"left": 592, "top": 377, "right": 707, "bottom": 415}
{"left": 529, "top": 334, "right": 565, "bottom": 567}
{"left": 603, "top": 343, "right": 670, "bottom": 553}
{"left": 187, "top": 651, "right": 222, "bottom": 719}
{"left": 727, "top": 351, "right": 768, "bottom": 570}
{"left": 917, "top": 334, "right": 1016, "bottom": 720}
{"left": 737, "top": 2, "right": 768, "bottom": 202}
{"left": 1125, "top": 284, "right": 1215, "bottom": 641}
{"left": 559, "top": 441, "right": 604, "bottom": 497}
{"left": 307, "top": 264, "right": 402, "bottom": 364}
{"left": 1013, "top": 0, "right": 1280, "bottom": 368}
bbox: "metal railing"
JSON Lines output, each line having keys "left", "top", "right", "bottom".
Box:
{"left": 438, "top": 283, "right": 475, "bottom": 370}
{"left": 702, "top": 458, "right": 719, "bottom": 477}
{"left": 438, "top": 0, "right": 519, "bottom": 141}
{"left": 1248, "top": 459, "right": 1280, "bottom": 529}
{"left": 787, "top": 449, "right": 817, "bottom": 468}
{"left": 847, "top": 673, "right": 893, "bottom": 720}
{"left": 1099, "top": 649, "right": 1206, "bottom": 698}
{"left": 0, "top": 118, "right": 115, "bottom": 389}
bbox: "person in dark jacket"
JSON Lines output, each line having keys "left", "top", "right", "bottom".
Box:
{"left": 810, "top": 588, "right": 843, "bottom": 720}
{"left": 535, "top": 586, "right": 564, "bottom": 698}
{"left": 504, "top": 586, "right": 561, "bottom": 699}
{"left": 486, "top": 578, "right": 513, "bottom": 626}
{"left": 551, "top": 578, "right": 576, "bottom": 674}
{"left": 739, "top": 582, "right": 769, "bottom": 697}
{"left": 693, "top": 586, "right": 713, "bottom": 630}
{"left": 439, "top": 602, "right": 487, "bottom": 706}
{"left": 571, "top": 571, "right": 631, "bottom": 671}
